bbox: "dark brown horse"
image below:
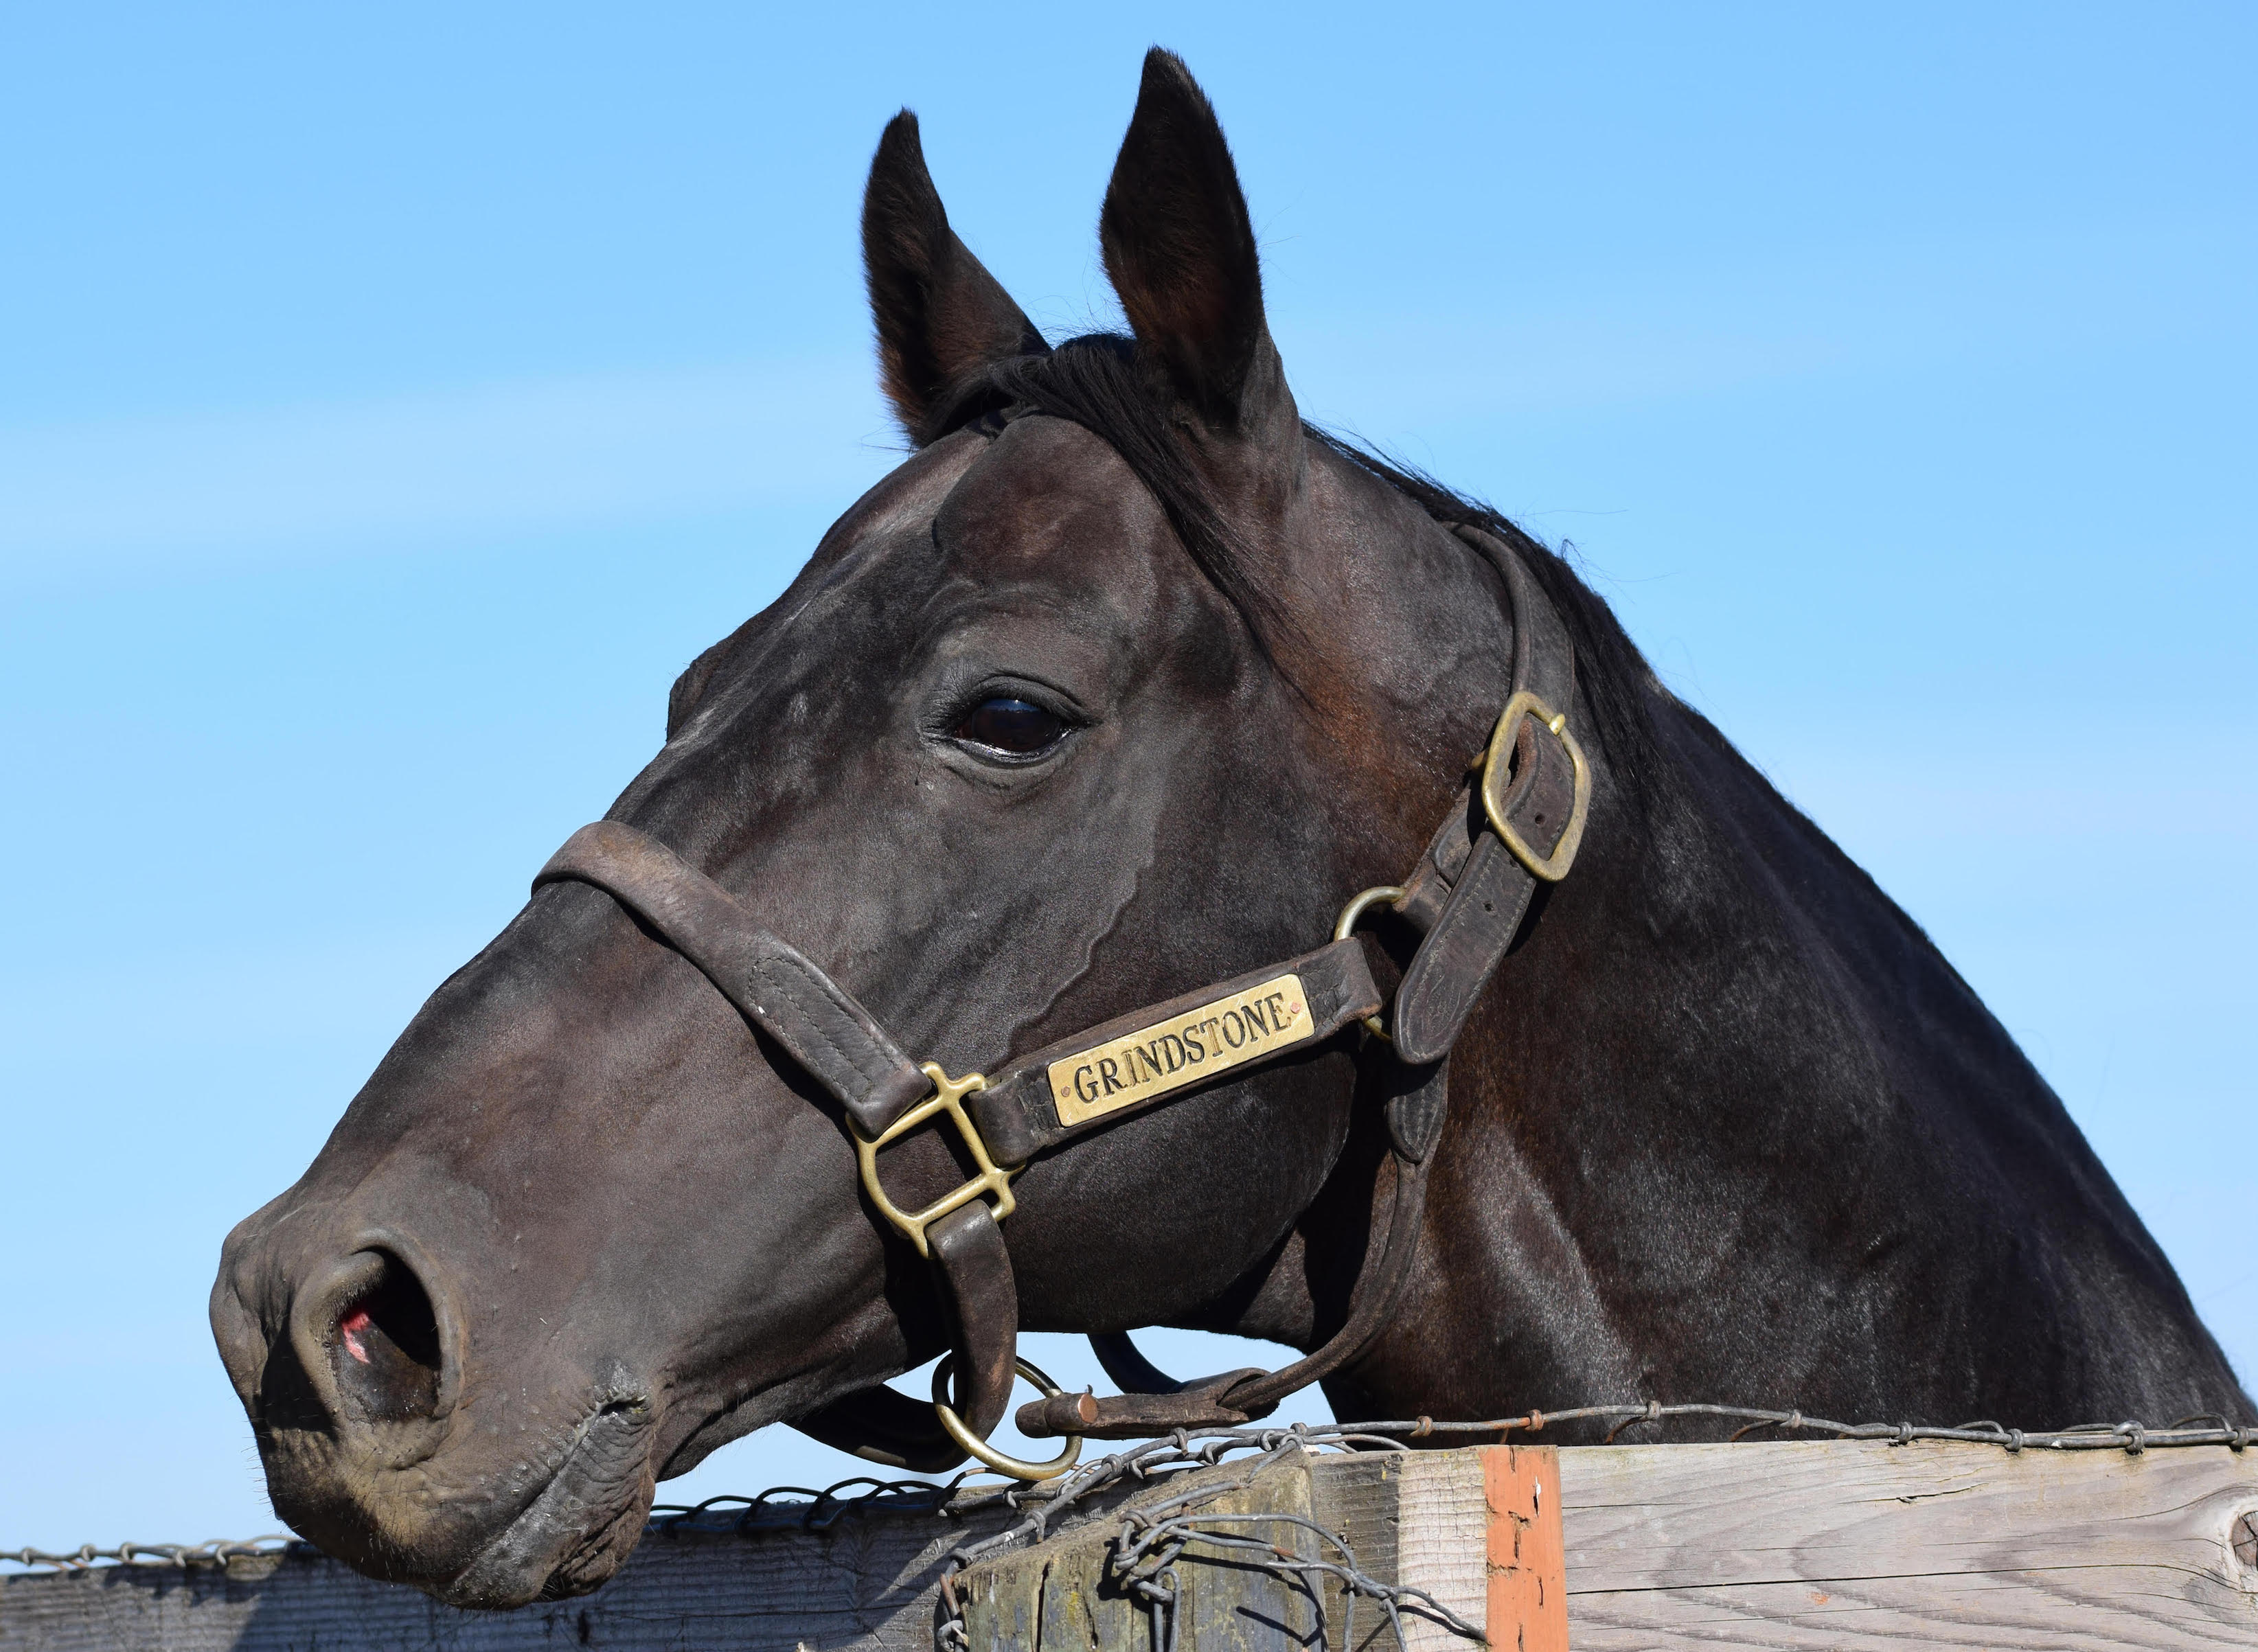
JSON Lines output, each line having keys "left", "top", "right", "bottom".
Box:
{"left": 210, "top": 51, "right": 2249, "bottom": 1609}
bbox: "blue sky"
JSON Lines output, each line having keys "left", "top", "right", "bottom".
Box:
{"left": 3, "top": 2, "right": 2251, "bottom": 1550}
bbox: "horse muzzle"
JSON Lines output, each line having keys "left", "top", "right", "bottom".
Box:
{"left": 211, "top": 1210, "right": 662, "bottom": 1606}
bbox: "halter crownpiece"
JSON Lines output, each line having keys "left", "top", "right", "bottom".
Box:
{"left": 532, "top": 525, "right": 1588, "bottom": 1479}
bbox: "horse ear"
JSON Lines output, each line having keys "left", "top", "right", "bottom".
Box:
{"left": 862, "top": 111, "right": 1048, "bottom": 446}
{"left": 1099, "top": 51, "right": 1292, "bottom": 441}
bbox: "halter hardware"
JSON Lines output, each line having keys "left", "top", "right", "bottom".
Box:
{"left": 931, "top": 1354, "right": 1084, "bottom": 1480}
{"left": 532, "top": 523, "right": 1583, "bottom": 1480}
{"left": 1482, "top": 689, "right": 1590, "bottom": 882}
{"left": 1333, "top": 884, "right": 1407, "bottom": 1041}
{"left": 852, "top": 1063, "right": 1016, "bottom": 1259}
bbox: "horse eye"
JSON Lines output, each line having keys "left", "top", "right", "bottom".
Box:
{"left": 953, "top": 697, "right": 1067, "bottom": 757}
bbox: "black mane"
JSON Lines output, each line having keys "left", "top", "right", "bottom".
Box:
{"left": 1308, "top": 431, "right": 1674, "bottom": 808}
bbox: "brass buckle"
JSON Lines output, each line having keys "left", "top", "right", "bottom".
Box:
{"left": 858, "top": 1073, "right": 1067, "bottom": 1479}
{"left": 852, "top": 1063, "right": 1016, "bottom": 1259}
{"left": 1480, "top": 689, "right": 1590, "bottom": 882}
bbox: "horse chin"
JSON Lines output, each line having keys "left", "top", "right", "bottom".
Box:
{"left": 260, "top": 1397, "right": 661, "bottom": 1611}
{"left": 433, "top": 1402, "right": 661, "bottom": 1609}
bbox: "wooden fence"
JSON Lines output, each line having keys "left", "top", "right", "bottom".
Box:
{"left": 6, "top": 1438, "right": 2255, "bottom": 1650}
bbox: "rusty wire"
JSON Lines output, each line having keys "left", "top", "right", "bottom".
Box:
{"left": 1367, "top": 1401, "right": 2257, "bottom": 1452}
{"left": 933, "top": 1428, "right": 1483, "bottom": 1652}
{"left": 1105, "top": 1467, "right": 1485, "bottom": 1652}
{"left": 10, "top": 1400, "right": 2250, "bottom": 1580}
{"left": 931, "top": 1404, "right": 2253, "bottom": 1651}
{"left": 0, "top": 1477, "right": 963, "bottom": 1576}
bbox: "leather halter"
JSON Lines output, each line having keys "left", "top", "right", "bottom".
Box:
{"left": 531, "top": 523, "right": 1586, "bottom": 1478}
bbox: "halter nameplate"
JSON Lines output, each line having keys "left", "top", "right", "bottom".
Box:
{"left": 1048, "top": 973, "right": 1314, "bottom": 1126}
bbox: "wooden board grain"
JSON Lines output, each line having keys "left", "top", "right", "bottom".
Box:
{"left": 957, "top": 1444, "right": 1525, "bottom": 1652}
{"left": 1554, "top": 1438, "right": 2258, "bottom": 1649}
{"left": 1393, "top": 1450, "right": 1486, "bottom": 1652}
{"left": 961, "top": 1447, "right": 1323, "bottom": 1652}
{"left": 8, "top": 1440, "right": 2255, "bottom": 1650}
{"left": 1311, "top": 1452, "right": 1406, "bottom": 1652}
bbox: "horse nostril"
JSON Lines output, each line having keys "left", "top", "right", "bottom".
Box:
{"left": 330, "top": 1251, "right": 444, "bottom": 1423}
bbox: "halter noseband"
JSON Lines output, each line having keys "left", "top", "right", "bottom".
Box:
{"left": 532, "top": 525, "right": 1587, "bottom": 1478}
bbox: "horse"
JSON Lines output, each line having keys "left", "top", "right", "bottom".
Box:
{"left": 209, "top": 49, "right": 2250, "bottom": 1609}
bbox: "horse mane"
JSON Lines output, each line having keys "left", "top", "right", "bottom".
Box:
{"left": 937, "top": 332, "right": 1678, "bottom": 808}
{"left": 1305, "top": 431, "right": 1676, "bottom": 811}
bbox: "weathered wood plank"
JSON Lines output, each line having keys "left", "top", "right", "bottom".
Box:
{"left": 8, "top": 1441, "right": 2254, "bottom": 1650}
{"left": 1555, "top": 1439, "right": 2258, "bottom": 1649}
{"left": 1393, "top": 1450, "right": 1485, "bottom": 1652}
{"left": 1308, "top": 1453, "right": 1405, "bottom": 1652}
{"left": 961, "top": 1447, "right": 1323, "bottom": 1652}
{"left": 961, "top": 1445, "right": 1524, "bottom": 1652}
{"left": 1180, "top": 1453, "right": 1323, "bottom": 1652}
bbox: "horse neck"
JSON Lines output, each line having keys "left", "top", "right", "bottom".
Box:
{"left": 1179, "top": 482, "right": 2233, "bottom": 1418}
{"left": 1340, "top": 679, "right": 2248, "bottom": 1424}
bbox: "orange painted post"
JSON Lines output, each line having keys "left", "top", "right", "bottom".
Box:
{"left": 1483, "top": 1443, "right": 1569, "bottom": 1651}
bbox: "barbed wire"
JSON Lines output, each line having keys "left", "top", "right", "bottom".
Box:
{"left": 928, "top": 1405, "right": 2251, "bottom": 1652}
{"left": 1106, "top": 1471, "right": 1485, "bottom": 1652}
{"left": 8, "top": 1401, "right": 2248, "bottom": 1578}
{"left": 937, "top": 1429, "right": 1474, "bottom": 1652}
{"left": 0, "top": 1479, "right": 966, "bottom": 1576}
{"left": 2, "top": 1537, "right": 295, "bottom": 1576}
{"left": 1346, "top": 1401, "right": 2257, "bottom": 1453}
{"left": 646, "top": 1474, "right": 968, "bottom": 1537}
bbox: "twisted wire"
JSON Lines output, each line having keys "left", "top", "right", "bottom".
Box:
{"left": 10, "top": 1401, "right": 2248, "bottom": 1578}
{"left": 2, "top": 1537, "right": 294, "bottom": 1575}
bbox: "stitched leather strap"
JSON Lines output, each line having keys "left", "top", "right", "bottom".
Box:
{"left": 534, "top": 822, "right": 933, "bottom": 1137}
{"left": 535, "top": 823, "right": 1014, "bottom": 1472}
{"left": 1018, "top": 535, "right": 1584, "bottom": 1440}
{"left": 532, "top": 822, "right": 1387, "bottom": 1468}
{"left": 1017, "top": 1055, "right": 1445, "bottom": 1438}
{"left": 1389, "top": 529, "right": 1581, "bottom": 1064}
{"left": 529, "top": 531, "right": 1582, "bottom": 1463}
{"left": 789, "top": 1385, "right": 966, "bottom": 1473}
{"left": 968, "top": 939, "right": 1382, "bottom": 1166}
{"left": 1218, "top": 1055, "right": 1444, "bottom": 1406}
{"left": 927, "top": 1202, "right": 1018, "bottom": 1438}
{"left": 1389, "top": 728, "right": 1576, "bottom": 1062}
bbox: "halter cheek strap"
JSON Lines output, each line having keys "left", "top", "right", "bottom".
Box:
{"left": 531, "top": 824, "right": 931, "bottom": 1136}
{"left": 1020, "top": 525, "right": 1586, "bottom": 1441}
{"left": 1391, "top": 527, "right": 1587, "bottom": 1062}
{"left": 534, "top": 823, "right": 1382, "bottom": 1466}
{"left": 531, "top": 528, "right": 1587, "bottom": 1476}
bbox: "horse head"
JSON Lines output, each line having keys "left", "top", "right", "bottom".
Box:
{"left": 209, "top": 52, "right": 1514, "bottom": 1606}
{"left": 212, "top": 47, "right": 2252, "bottom": 1612}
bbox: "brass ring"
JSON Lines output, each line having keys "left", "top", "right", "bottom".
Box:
{"left": 931, "top": 1355, "right": 1084, "bottom": 1482}
{"left": 1332, "top": 885, "right": 1406, "bottom": 1041}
